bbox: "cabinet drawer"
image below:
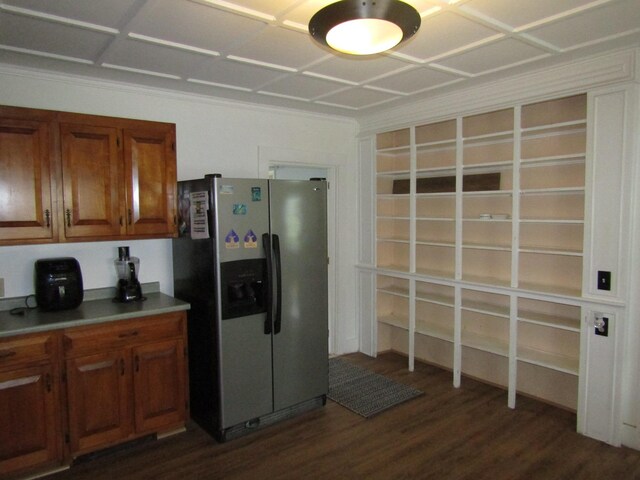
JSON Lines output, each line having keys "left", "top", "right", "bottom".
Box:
{"left": 0, "top": 333, "right": 54, "bottom": 369}
{"left": 63, "top": 312, "right": 185, "bottom": 356}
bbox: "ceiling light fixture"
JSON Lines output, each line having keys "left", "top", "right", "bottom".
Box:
{"left": 309, "top": 0, "right": 421, "bottom": 56}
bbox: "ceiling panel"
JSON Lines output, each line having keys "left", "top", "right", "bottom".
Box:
{"left": 229, "top": 25, "right": 328, "bottom": 69}
{"left": 189, "top": 58, "right": 287, "bottom": 90}
{"left": 0, "top": 12, "right": 113, "bottom": 61}
{"left": 368, "top": 66, "right": 463, "bottom": 94}
{"left": 0, "top": 0, "right": 638, "bottom": 117}
{"left": 2, "top": 0, "right": 139, "bottom": 28}
{"left": 259, "top": 74, "right": 347, "bottom": 99}
{"left": 399, "top": 10, "right": 503, "bottom": 61}
{"left": 318, "top": 87, "right": 399, "bottom": 109}
{"left": 460, "top": 0, "right": 601, "bottom": 29}
{"left": 524, "top": 0, "right": 640, "bottom": 50}
{"left": 129, "top": 0, "right": 268, "bottom": 53}
{"left": 304, "top": 55, "right": 410, "bottom": 84}
{"left": 101, "top": 38, "right": 213, "bottom": 78}
{"left": 434, "top": 37, "right": 549, "bottom": 75}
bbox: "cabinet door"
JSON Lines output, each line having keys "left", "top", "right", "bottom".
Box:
{"left": 123, "top": 128, "right": 176, "bottom": 237}
{"left": 66, "top": 351, "right": 132, "bottom": 454}
{"left": 0, "top": 118, "right": 55, "bottom": 243}
{"left": 0, "top": 364, "right": 59, "bottom": 474}
{"left": 133, "top": 339, "right": 186, "bottom": 433}
{"left": 60, "top": 123, "right": 123, "bottom": 239}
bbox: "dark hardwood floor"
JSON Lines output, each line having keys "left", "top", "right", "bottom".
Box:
{"left": 44, "top": 352, "right": 640, "bottom": 480}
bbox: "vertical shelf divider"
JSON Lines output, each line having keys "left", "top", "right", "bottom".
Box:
{"left": 508, "top": 294, "right": 518, "bottom": 408}
{"left": 453, "top": 284, "right": 462, "bottom": 388}
{"left": 512, "top": 106, "right": 521, "bottom": 289}
{"left": 409, "top": 279, "right": 416, "bottom": 372}
{"left": 410, "top": 126, "right": 417, "bottom": 274}
{"left": 455, "top": 117, "right": 463, "bottom": 281}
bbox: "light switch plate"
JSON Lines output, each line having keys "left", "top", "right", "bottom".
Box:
{"left": 0, "top": 278, "right": 4, "bottom": 297}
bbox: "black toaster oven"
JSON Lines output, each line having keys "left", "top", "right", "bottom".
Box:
{"left": 35, "top": 257, "right": 84, "bottom": 311}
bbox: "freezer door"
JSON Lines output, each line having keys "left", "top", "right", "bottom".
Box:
{"left": 219, "top": 313, "right": 273, "bottom": 428}
{"left": 269, "top": 180, "right": 328, "bottom": 411}
{"left": 213, "top": 178, "right": 273, "bottom": 428}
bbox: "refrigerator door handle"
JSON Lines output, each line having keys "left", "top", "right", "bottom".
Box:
{"left": 262, "top": 233, "right": 273, "bottom": 335}
{"left": 272, "top": 234, "right": 283, "bottom": 335}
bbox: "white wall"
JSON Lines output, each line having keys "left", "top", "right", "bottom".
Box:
{"left": 0, "top": 65, "right": 359, "bottom": 354}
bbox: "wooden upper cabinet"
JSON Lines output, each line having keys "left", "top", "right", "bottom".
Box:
{"left": 0, "top": 117, "right": 55, "bottom": 243}
{"left": 124, "top": 127, "right": 177, "bottom": 237}
{"left": 0, "top": 105, "right": 178, "bottom": 245}
{"left": 60, "top": 123, "right": 123, "bottom": 239}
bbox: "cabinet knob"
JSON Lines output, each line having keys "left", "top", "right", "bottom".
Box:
{"left": 65, "top": 208, "right": 71, "bottom": 228}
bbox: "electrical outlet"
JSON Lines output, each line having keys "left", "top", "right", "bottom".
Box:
{"left": 595, "top": 315, "right": 609, "bottom": 337}
{"left": 0, "top": 278, "right": 4, "bottom": 297}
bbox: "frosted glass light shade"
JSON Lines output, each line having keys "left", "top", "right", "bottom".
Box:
{"left": 309, "top": 0, "right": 421, "bottom": 56}
{"left": 326, "top": 18, "right": 403, "bottom": 55}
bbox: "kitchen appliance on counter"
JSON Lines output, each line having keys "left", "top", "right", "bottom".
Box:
{"left": 172, "top": 176, "right": 328, "bottom": 442}
{"left": 35, "top": 257, "right": 84, "bottom": 311}
{"left": 114, "top": 246, "right": 143, "bottom": 302}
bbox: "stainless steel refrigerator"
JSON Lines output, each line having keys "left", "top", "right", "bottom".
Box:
{"left": 172, "top": 176, "right": 328, "bottom": 441}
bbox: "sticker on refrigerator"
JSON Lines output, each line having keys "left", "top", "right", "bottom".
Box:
{"left": 219, "top": 185, "right": 234, "bottom": 195}
{"left": 225, "top": 229, "right": 239, "bottom": 249}
{"left": 189, "top": 191, "right": 210, "bottom": 239}
{"left": 244, "top": 229, "right": 257, "bottom": 249}
{"left": 232, "top": 204, "right": 247, "bottom": 215}
{"left": 251, "top": 187, "right": 262, "bottom": 202}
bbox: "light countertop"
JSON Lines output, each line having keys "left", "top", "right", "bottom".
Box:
{"left": 0, "top": 282, "right": 190, "bottom": 338}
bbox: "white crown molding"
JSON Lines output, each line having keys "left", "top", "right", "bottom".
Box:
{"left": 357, "top": 46, "right": 639, "bottom": 136}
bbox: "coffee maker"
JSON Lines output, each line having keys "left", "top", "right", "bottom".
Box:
{"left": 114, "top": 246, "right": 143, "bottom": 302}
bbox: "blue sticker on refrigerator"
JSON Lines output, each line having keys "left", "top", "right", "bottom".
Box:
{"left": 225, "top": 229, "right": 239, "bottom": 249}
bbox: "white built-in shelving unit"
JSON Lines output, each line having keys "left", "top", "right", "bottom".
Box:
{"left": 374, "top": 94, "right": 588, "bottom": 411}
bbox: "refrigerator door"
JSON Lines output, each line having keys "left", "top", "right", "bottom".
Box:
{"left": 269, "top": 179, "right": 328, "bottom": 411}
{"left": 214, "top": 178, "right": 273, "bottom": 428}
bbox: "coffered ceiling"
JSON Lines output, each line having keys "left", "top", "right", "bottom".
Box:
{"left": 1, "top": 0, "right": 639, "bottom": 118}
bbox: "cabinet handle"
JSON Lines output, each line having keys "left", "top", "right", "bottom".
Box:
{"left": 45, "top": 373, "right": 52, "bottom": 393}
{"left": 65, "top": 208, "right": 71, "bottom": 228}
{"left": 135, "top": 355, "right": 140, "bottom": 373}
{"left": 0, "top": 350, "right": 16, "bottom": 360}
{"left": 128, "top": 209, "right": 132, "bottom": 225}
{"left": 174, "top": 215, "right": 177, "bottom": 226}
{"left": 120, "top": 358, "right": 125, "bottom": 376}
{"left": 120, "top": 216, "right": 123, "bottom": 226}
{"left": 118, "top": 330, "right": 139, "bottom": 338}
{"left": 44, "top": 209, "right": 50, "bottom": 228}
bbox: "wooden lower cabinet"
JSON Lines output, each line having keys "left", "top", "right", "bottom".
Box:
{"left": 65, "top": 350, "right": 132, "bottom": 454}
{"left": 0, "top": 333, "right": 62, "bottom": 477}
{"left": 0, "top": 311, "right": 188, "bottom": 476}
{"left": 133, "top": 339, "right": 186, "bottom": 434}
{"left": 63, "top": 312, "right": 188, "bottom": 458}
